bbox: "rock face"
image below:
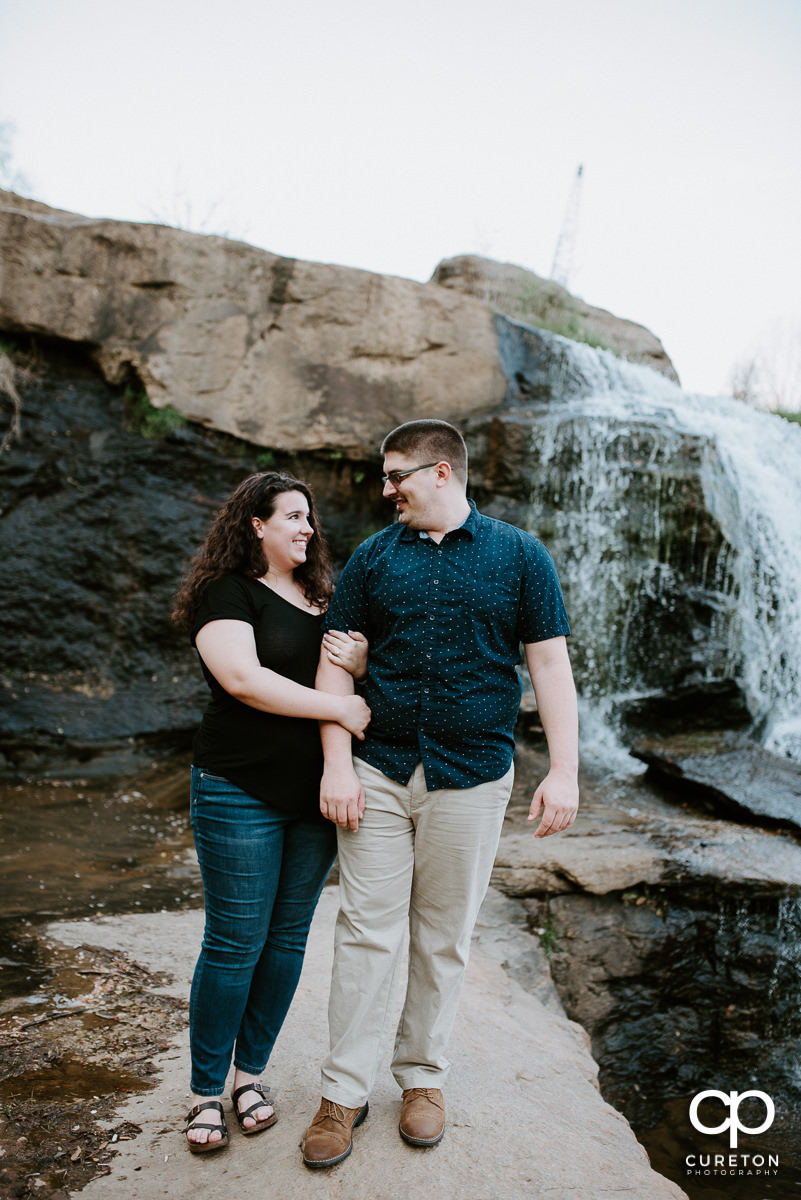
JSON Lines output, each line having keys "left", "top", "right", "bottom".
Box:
{"left": 432, "top": 254, "right": 679, "bottom": 381}
{"left": 0, "top": 190, "right": 506, "bottom": 459}
{"left": 494, "top": 744, "right": 801, "bottom": 901}
{"left": 545, "top": 884, "right": 801, "bottom": 1179}
{"left": 0, "top": 337, "right": 390, "bottom": 776}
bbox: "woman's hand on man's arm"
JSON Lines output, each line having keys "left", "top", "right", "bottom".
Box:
{"left": 322, "top": 629, "right": 368, "bottom": 680}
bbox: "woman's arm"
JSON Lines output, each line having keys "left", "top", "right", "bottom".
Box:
{"left": 195, "top": 619, "right": 371, "bottom": 738}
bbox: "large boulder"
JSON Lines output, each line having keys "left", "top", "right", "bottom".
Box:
{"left": 0, "top": 191, "right": 506, "bottom": 459}
{"left": 432, "top": 254, "right": 679, "bottom": 382}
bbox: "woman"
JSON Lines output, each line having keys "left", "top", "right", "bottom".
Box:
{"left": 171, "top": 471, "right": 370, "bottom": 1153}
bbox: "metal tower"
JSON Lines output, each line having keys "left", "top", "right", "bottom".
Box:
{"left": 550, "top": 164, "right": 584, "bottom": 291}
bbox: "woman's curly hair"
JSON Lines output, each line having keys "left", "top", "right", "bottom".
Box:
{"left": 171, "top": 472, "right": 334, "bottom": 633}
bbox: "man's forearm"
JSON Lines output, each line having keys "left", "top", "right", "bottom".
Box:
{"left": 316, "top": 647, "right": 365, "bottom": 829}
{"left": 537, "top": 669, "right": 578, "bottom": 771}
{"left": 524, "top": 638, "right": 579, "bottom": 837}
{"left": 524, "top": 639, "right": 579, "bottom": 772}
{"left": 316, "top": 651, "right": 356, "bottom": 768}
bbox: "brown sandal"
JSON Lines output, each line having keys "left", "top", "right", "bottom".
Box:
{"left": 185, "top": 1100, "right": 229, "bottom": 1153}
{"left": 231, "top": 1082, "right": 277, "bottom": 1135}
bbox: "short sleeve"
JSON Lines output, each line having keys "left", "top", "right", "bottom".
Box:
{"left": 324, "top": 546, "right": 371, "bottom": 637}
{"left": 517, "top": 538, "right": 571, "bottom": 643}
{"left": 192, "top": 575, "right": 256, "bottom": 644}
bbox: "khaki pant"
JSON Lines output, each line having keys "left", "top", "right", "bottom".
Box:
{"left": 321, "top": 758, "right": 514, "bottom": 1107}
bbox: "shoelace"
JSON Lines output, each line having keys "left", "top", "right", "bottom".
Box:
{"left": 316, "top": 1099, "right": 355, "bottom": 1124}
{"left": 405, "top": 1088, "right": 444, "bottom": 1106}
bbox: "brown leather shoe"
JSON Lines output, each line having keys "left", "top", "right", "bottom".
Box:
{"left": 399, "top": 1087, "right": 445, "bottom": 1146}
{"left": 302, "top": 1098, "right": 369, "bottom": 1169}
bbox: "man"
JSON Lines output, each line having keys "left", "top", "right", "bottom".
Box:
{"left": 302, "top": 419, "right": 578, "bottom": 1169}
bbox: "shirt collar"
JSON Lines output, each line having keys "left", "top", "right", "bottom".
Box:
{"left": 398, "top": 498, "right": 478, "bottom": 542}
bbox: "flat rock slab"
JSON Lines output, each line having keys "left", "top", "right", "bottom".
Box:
{"left": 632, "top": 731, "right": 801, "bottom": 832}
{"left": 48, "top": 888, "right": 685, "bottom": 1200}
{"left": 492, "top": 744, "right": 801, "bottom": 895}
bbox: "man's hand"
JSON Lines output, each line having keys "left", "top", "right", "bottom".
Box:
{"left": 523, "top": 638, "right": 579, "bottom": 838}
{"left": 320, "top": 763, "right": 366, "bottom": 831}
{"left": 527, "top": 766, "right": 579, "bottom": 838}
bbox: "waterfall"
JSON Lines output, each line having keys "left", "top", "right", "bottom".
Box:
{"left": 768, "top": 897, "right": 801, "bottom": 1010}
{"left": 495, "top": 320, "right": 801, "bottom": 760}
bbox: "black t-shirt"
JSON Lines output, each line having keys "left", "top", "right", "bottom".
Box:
{"left": 191, "top": 574, "right": 325, "bottom": 817}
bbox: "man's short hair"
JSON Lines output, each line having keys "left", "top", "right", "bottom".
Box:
{"left": 381, "top": 420, "right": 468, "bottom": 486}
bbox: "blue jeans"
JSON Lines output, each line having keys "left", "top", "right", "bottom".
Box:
{"left": 189, "top": 766, "right": 337, "bottom": 1095}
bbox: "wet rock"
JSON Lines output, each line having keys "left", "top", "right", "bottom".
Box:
{"left": 465, "top": 344, "right": 801, "bottom": 755}
{"left": 0, "top": 336, "right": 387, "bottom": 774}
{"left": 614, "top": 680, "right": 752, "bottom": 738}
{"left": 544, "top": 885, "right": 801, "bottom": 1177}
{"left": 467, "top": 374, "right": 740, "bottom": 704}
{"left": 489, "top": 755, "right": 801, "bottom": 1191}
{"left": 632, "top": 731, "right": 801, "bottom": 832}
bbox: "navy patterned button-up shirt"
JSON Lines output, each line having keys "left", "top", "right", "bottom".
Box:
{"left": 324, "top": 500, "right": 570, "bottom": 790}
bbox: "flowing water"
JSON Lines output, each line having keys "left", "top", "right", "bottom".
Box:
{"left": 496, "top": 325, "right": 801, "bottom": 760}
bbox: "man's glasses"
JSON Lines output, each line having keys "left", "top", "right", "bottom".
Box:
{"left": 381, "top": 462, "right": 441, "bottom": 487}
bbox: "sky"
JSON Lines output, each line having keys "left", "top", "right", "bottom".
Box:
{"left": 1, "top": 0, "right": 800, "bottom": 398}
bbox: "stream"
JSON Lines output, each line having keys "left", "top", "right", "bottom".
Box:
{"left": 0, "top": 754, "right": 198, "bottom": 1006}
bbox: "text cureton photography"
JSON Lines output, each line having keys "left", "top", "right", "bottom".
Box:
{"left": 685, "top": 1089, "right": 780, "bottom": 1182}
